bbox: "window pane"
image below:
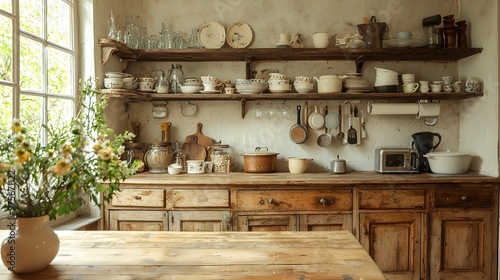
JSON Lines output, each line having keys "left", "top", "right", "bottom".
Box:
{"left": 0, "top": 0, "right": 12, "bottom": 14}
{"left": 0, "top": 15, "right": 13, "bottom": 82}
{"left": 48, "top": 0, "right": 72, "bottom": 48}
{"left": 20, "top": 36, "right": 43, "bottom": 91}
{"left": 20, "top": 94, "right": 43, "bottom": 139}
{"left": 20, "top": 0, "right": 43, "bottom": 37}
{"left": 0, "top": 85, "right": 12, "bottom": 134}
{"left": 48, "top": 97, "right": 73, "bottom": 132}
{"left": 48, "top": 47, "right": 72, "bottom": 95}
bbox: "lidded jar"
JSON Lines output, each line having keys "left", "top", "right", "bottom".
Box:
{"left": 168, "top": 63, "right": 184, "bottom": 93}
{"left": 144, "top": 142, "right": 173, "bottom": 173}
{"left": 208, "top": 144, "right": 232, "bottom": 173}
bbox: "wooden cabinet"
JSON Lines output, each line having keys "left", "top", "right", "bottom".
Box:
{"left": 235, "top": 188, "right": 353, "bottom": 231}
{"left": 429, "top": 185, "right": 497, "bottom": 280}
{"left": 170, "top": 210, "right": 231, "bottom": 231}
{"left": 358, "top": 188, "right": 426, "bottom": 280}
{"left": 109, "top": 210, "right": 168, "bottom": 231}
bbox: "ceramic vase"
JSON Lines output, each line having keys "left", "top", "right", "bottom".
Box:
{"left": 1, "top": 215, "right": 60, "bottom": 273}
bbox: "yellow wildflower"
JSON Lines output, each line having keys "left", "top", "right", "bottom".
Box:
{"left": 61, "top": 144, "right": 73, "bottom": 155}
{"left": 52, "top": 159, "right": 72, "bottom": 175}
{"left": 15, "top": 150, "right": 31, "bottom": 164}
{"left": 97, "top": 149, "right": 112, "bottom": 160}
{"left": 12, "top": 121, "right": 22, "bottom": 133}
{"left": 93, "top": 143, "right": 103, "bottom": 151}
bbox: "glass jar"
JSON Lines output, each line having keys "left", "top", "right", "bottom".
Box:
{"left": 209, "top": 144, "right": 232, "bottom": 173}
{"left": 107, "top": 11, "right": 117, "bottom": 40}
{"left": 144, "top": 142, "right": 173, "bottom": 173}
{"left": 156, "top": 73, "right": 169, "bottom": 93}
{"left": 124, "top": 143, "right": 146, "bottom": 172}
{"left": 168, "top": 63, "right": 184, "bottom": 93}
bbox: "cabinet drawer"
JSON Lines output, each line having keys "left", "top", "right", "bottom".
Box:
{"left": 433, "top": 189, "right": 494, "bottom": 208}
{"left": 236, "top": 190, "right": 352, "bottom": 211}
{"left": 172, "top": 189, "right": 230, "bottom": 208}
{"left": 359, "top": 189, "right": 426, "bottom": 209}
{"left": 111, "top": 189, "right": 166, "bottom": 208}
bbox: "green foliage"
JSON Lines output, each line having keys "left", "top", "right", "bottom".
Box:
{"left": 0, "top": 79, "right": 142, "bottom": 220}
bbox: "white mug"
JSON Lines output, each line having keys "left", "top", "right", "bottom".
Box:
{"left": 420, "top": 85, "right": 430, "bottom": 93}
{"left": 403, "top": 82, "right": 419, "bottom": 93}
{"left": 312, "top": 33, "right": 329, "bottom": 48}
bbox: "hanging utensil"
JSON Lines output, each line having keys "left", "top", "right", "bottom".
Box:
{"left": 347, "top": 105, "right": 357, "bottom": 144}
{"left": 290, "top": 105, "right": 308, "bottom": 144}
{"left": 317, "top": 106, "right": 333, "bottom": 147}
{"left": 336, "top": 105, "right": 344, "bottom": 142}
{"left": 361, "top": 110, "right": 367, "bottom": 138}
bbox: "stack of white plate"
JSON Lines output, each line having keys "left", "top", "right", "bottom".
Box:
{"left": 374, "top": 68, "right": 398, "bottom": 93}
{"left": 343, "top": 73, "right": 372, "bottom": 93}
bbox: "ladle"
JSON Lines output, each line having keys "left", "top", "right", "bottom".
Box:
{"left": 336, "top": 105, "right": 345, "bottom": 142}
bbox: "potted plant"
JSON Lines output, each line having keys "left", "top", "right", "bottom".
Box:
{"left": 0, "top": 78, "right": 141, "bottom": 273}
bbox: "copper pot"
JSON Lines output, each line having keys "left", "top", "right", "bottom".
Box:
{"left": 242, "top": 147, "right": 279, "bottom": 173}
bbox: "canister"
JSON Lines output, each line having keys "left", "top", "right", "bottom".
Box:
{"left": 144, "top": 142, "right": 173, "bottom": 173}
{"left": 208, "top": 144, "right": 232, "bottom": 173}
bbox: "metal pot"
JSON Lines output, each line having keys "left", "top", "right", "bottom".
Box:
{"left": 328, "top": 155, "right": 348, "bottom": 174}
{"left": 242, "top": 147, "right": 279, "bottom": 173}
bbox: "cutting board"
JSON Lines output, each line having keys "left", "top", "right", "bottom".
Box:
{"left": 182, "top": 135, "right": 207, "bottom": 161}
{"left": 183, "top": 123, "right": 215, "bottom": 148}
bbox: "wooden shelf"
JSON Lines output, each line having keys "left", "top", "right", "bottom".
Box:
{"left": 99, "top": 38, "right": 483, "bottom": 63}
{"left": 103, "top": 89, "right": 483, "bottom": 102}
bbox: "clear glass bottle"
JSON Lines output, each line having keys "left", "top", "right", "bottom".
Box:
{"left": 173, "top": 142, "right": 186, "bottom": 172}
{"left": 156, "top": 73, "right": 169, "bottom": 93}
{"left": 187, "top": 28, "right": 201, "bottom": 48}
{"left": 107, "top": 11, "right": 117, "bottom": 40}
{"left": 168, "top": 63, "right": 184, "bottom": 93}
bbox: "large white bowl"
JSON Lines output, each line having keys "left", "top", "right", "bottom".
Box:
{"left": 180, "top": 85, "right": 203, "bottom": 94}
{"left": 236, "top": 83, "right": 268, "bottom": 94}
{"left": 424, "top": 150, "right": 472, "bottom": 174}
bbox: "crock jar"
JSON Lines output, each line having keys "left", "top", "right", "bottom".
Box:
{"left": 144, "top": 142, "right": 173, "bottom": 173}
{"left": 208, "top": 144, "right": 232, "bottom": 173}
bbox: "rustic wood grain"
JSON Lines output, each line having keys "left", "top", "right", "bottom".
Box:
{"left": 0, "top": 230, "right": 385, "bottom": 279}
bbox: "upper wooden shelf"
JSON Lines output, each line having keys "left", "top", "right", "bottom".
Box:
{"left": 99, "top": 38, "right": 483, "bottom": 63}
{"left": 102, "top": 89, "right": 483, "bottom": 102}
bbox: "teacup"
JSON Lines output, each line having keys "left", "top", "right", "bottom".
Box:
{"left": 184, "top": 77, "right": 200, "bottom": 84}
{"left": 442, "top": 76, "right": 453, "bottom": 85}
{"left": 420, "top": 85, "right": 430, "bottom": 93}
{"left": 430, "top": 84, "right": 442, "bottom": 92}
{"left": 443, "top": 84, "right": 453, "bottom": 92}
{"left": 432, "top": 80, "right": 444, "bottom": 86}
{"left": 138, "top": 81, "right": 155, "bottom": 91}
{"left": 294, "top": 76, "right": 313, "bottom": 83}
{"left": 402, "top": 82, "right": 419, "bottom": 93}
{"left": 453, "top": 84, "right": 462, "bottom": 92}
{"left": 312, "top": 33, "right": 329, "bottom": 48}
{"left": 268, "top": 73, "right": 287, "bottom": 80}
{"left": 402, "top": 74, "right": 415, "bottom": 83}
{"left": 419, "top": 80, "right": 429, "bottom": 86}
{"left": 200, "top": 75, "right": 218, "bottom": 83}
{"left": 203, "top": 82, "right": 221, "bottom": 91}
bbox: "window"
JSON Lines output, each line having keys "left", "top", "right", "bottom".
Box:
{"left": 0, "top": 0, "right": 77, "bottom": 141}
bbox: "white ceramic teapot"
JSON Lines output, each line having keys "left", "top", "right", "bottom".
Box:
{"left": 314, "top": 75, "right": 347, "bottom": 93}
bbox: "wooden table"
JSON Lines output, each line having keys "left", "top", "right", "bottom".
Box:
{"left": 0, "top": 230, "right": 384, "bottom": 279}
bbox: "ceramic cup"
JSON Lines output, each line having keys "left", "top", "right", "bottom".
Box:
{"left": 430, "top": 84, "right": 442, "bottom": 92}
{"left": 312, "top": 33, "right": 329, "bottom": 48}
{"left": 420, "top": 85, "right": 430, "bottom": 93}
{"left": 224, "top": 87, "right": 236, "bottom": 94}
{"left": 204, "top": 161, "right": 213, "bottom": 173}
{"left": 402, "top": 74, "right": 415, "bottom": 84}
{"left": 403, "top": 82, "right": 419, "bottom": 93}
{"left": 452, "top": 80, "right": 462, "bottom": 92}
{"left": 443, "top": 84, "right": 453, "bottom": 92}
{"left": 396, "top": 31, "right": 413, "bottom": 39}
{"left": 269, "top": 73, "right": 287, "bottom": 80}
{"left": 419, "top": 80, "right": 429, "bottom": 86}
{"left": 200, "top": 75, "right": 218, "bottom": 83}
{"left": 432, "top": 80, "right": 444, "bottom": 86}
{"left": 442, "top": 76, "right": 453, "bottom": 85}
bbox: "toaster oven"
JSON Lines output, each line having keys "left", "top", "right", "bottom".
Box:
{"left": 375, "top": 147, "right": 419, "bottom": 173}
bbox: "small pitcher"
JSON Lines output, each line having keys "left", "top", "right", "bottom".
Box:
{"left": 272, "top": 33, "right": 290, "bottom": 48}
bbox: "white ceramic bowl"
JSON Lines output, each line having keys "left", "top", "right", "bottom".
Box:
{"left": 137, "top": 77, "right": 156, "bottom": 83}
{"left": 104, "top": 78, "right": 124, "bottom": 89}
{"left": 168, "top": 164, "right": 182, "bottom": 175}
{"left": 138, "top": 81, "right": 155, "bottom": 91}
{"left": 269, "top": 84, "right": 291, "bottom": 93}
{"left": 180, "top": 85, "right": 203, "bottom": 94}
{"left": 268, "top": 79, "right": 290, "bottom": 85}
{"left": 186, "top": 160, "right": 205, "bottom": 174}
{"left": 288, "top": 157, "right": 313, "bottom": 174}
{"left": 424, "top": 150, "right": 472, "bottom": 174}
{"left": 294, "top": 83, "right": 314, "bottom": 93}
{"left": 236, "top": 83, "right": 268, "bottom": 94}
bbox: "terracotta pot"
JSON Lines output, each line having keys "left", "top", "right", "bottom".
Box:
{"left": 242, "top": 150, "right": 279, "bottom": 173}
{"left": 1, "top": 215, "right": 60, "bottom": 273}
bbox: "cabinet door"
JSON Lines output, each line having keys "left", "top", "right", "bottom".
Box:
{"left": 170, "top": 210, "right": 231, "bottom": 232}
{"left": 430, "top": 210, "right": 494, "bottom": 280}
{"left": 360, "top": 212, "right": 422, "bottom": 280}
{"left": 237, "top": 215, "right": 298, "bottom": 231}
{"left": 109, "top": 210, "right": 168, "bottom": 231}
{"left": 299, "top": 214, "right": 352, "bottom": 231}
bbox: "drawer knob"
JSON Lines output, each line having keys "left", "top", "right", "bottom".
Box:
{"left": 319, "top": 198, "right": 335, "bottom": 206}
{"left": 259, "top": 198, "right": 265, "bottom": 205}
{"left": 134, "top": 196, "right": 142, "bottom": 200}
{"left": 268, "top": 198, "right": 274, "bottom": 204}
{"left": 461, "top": 195, "right": 467, "bottom": 201}
{"left": 320, "top": 198, "right": 326, "bottom": 207}
{"left": 390, "top": 198, "right": 400, "bottom": 204}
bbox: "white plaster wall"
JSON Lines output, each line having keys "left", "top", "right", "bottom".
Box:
{"left": 459, "top": 0, "right": 499, "bottom": 176}
{"left": 92, "top": 0, "right": 497, "bottom": 173}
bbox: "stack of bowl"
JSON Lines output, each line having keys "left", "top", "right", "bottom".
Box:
{"left": 104, "top": 72, "right": 130, "bottom": 89}
{"left": 180, "top": 77, "right": 203, "bottom": 94}
{"left": 235, "top": 79, "right": 268, "bottom": 94}
{"left": 293, "top": 76, "right": 314, "bottom": 93}
{"left": 374, "top": 68, "right": 398, "bottom": 93}
{"left": 200, "top": 75, "right": 221, "bottom": 93}
{"left": 268, "top": 73, "right": 291, "bottom": 93}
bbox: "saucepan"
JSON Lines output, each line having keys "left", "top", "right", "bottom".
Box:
{"left": 289, "top": 105, "right": 307, "bottom": 144}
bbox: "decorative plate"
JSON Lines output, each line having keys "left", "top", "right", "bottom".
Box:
{"left": 198, "top": 21, "right": 226, "bottom": 49}
{"left": 226, "top": 21, "right": 253, "bottom": 48}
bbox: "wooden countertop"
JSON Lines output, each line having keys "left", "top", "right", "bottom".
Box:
{"left": 0, "top": 230, "right": 385, "bottom": 279}
{"left": 122, "top": 171, "right": 498, "bottom": 186}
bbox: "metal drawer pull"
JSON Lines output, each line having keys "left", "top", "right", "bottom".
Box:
{"left": 134, "top": 196, "right": 142, "bottom": 200}
{"left": 319, "top": 198, "right": 335, "bottom": 207}
{"left": 259, "top": 198, "right": 265, "bottom": 205}
{"left": 390, "top": 198, "right": 400, "bottom": 203}
{"left": 268, "top": 198, "right": 273, "bottom": 204}
{"left": 461, "top": 195, "right": 467, "bottom": 201}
